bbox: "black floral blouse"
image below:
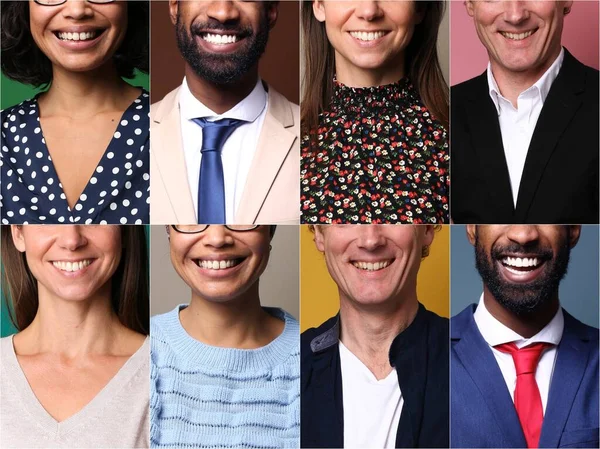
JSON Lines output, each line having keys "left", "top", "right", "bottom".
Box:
{"left": 301, "top": 78, "right": 449, "bottom": 224}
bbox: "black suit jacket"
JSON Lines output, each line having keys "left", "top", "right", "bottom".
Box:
{"left": 451, "top": 49, "right": 599, "bottom": 224}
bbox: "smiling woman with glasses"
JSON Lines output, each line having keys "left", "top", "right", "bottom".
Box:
{"left": 150, "top": 224, "right": 300, "bottom": 448}
{"left": 0, "top": 0, "right": 149, "bottom": 225}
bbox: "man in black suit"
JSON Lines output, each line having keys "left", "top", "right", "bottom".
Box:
{"left": 452, "top": 1, "right": 599, "bottom": 224}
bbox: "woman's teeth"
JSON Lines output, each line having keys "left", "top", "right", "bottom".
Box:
{"left": 58, "top": 31, "right": 97, "bottom": 41}
{"left": 202, "top": 33, "right": 238, "bottom": 45}
{"left": 501, "top": 30, "right": 535, "bottom": 41}
{"left": 350, "top": 31, "right": 386, "bottom": 41}
{"left": 352, "top": 260, "right": 391, "bottom": 272}
{"left": 52, "top": 260, "right": 92, "bottom": 272}
{"left": 197, "top": 259, "right": 240, "bottom": 270}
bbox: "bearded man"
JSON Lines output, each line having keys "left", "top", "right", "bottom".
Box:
{"left": 451, "top": 225, "right": 599, "bottom": 448}
{"left": 151, "top": 1, "right": 299, "bottom": 225}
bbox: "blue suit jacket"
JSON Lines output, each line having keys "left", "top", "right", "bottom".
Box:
{"left": 451, "top": 305, "right": 599, "bottom": 448}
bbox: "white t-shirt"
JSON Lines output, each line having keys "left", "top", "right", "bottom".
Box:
{"left": 339, "top": 341, "right": 403, "bottom": 449}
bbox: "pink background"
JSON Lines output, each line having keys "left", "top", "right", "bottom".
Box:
{"left": 451, "top": 0, "right": 599, "bottom": 85}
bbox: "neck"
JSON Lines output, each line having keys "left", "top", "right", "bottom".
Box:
{"left": 40, "top": 63, "right": 137, "bottom": 116}
{"left": 181, "top": 283, "right": 282, "bottom": 349}
{"left": 335, "top": 53, "right": 405, "bottom": 88}
{"left": 490, "top": 48, "right": 561, "bottom": 108}
{"left": 185, "top": 65, "right": 259, "bottom": 114}
{"left": 16, "top": 282, "right": 125, "bottom": 357}
{"left": 339, "top": 293, "right": 419, "bottom": 379}
{"left": 483, "top": 287, "right": 559, "bottom": 338}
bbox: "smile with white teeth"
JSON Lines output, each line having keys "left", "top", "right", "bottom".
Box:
{"left": 500, "top": 29, "right": 535, "bottom": 41}
{"left": 501, "top": 256, "right": 543, "bottom": 274}
{"left": 350, "top": 31, "right": 386, "bottom": 42}
{"left": 57, "top": 31, "right": 98, "bottom": 41}
{"left": 202, "top": 33, "right": 238, "bottom": 45}
{"left": 197, "top": 259, "right": 241, "bottom": 270}
{"left": 52, "top": 259, "right": 93, "bottom": 272}
{"left": 352, "top": 260, "right": 392, "bottom": 272}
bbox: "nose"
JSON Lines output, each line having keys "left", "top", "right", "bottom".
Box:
{"left": 503, "top": 1, "right": 530, "bottom": 25}
{"left": 356, "top": 225, "right": 387, "bottom": 251}
{"left": 505, "top": 225, "right": 540, "bottom": 246}
{"left": 354, "top": 1, "right": 384, "bottom": 22}
{"left": 205, "top": 1, "right": 241, "bottom": 24}
{"left": 61, "top": 0, "right": 94, "bottom": 20}
{"left": 201, "top": 226, "right": 235, "bottom": 248}
{"left": 56, "top": 225, "right": 88, "bottom": 251}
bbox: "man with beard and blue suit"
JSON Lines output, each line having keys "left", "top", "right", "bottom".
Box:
{"left": 451, "top": 225, "right": 599, "bottom": 448}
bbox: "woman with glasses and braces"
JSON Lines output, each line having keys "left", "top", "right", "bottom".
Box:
{"left": 0, "top": 0, "right": 149, "bottom": 224}
{"left": 150, "top": 225, "right": 300, "bottom": 449}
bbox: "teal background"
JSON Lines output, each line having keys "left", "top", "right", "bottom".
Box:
{"left": 0, "top": 226, "right": 150, "bottom": 337}
{"left": 451, "top": 225, "right": 600, "bottom": 328}
{"left": 1, "top": 71, "right": 149, "bottom": 109}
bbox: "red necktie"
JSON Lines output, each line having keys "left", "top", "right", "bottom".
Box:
{"left": 495, "top": 342, "right": 552, "bottom": 449}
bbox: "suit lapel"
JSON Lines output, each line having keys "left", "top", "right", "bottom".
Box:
{"left": 453, "top": 312, "right": 527, "bottom": 448}
{"left": 463, "top": 74, "right": 515, "bottom": 219}
{"left": 235, "top": 88, "right": 296, "bottom": 224}
{"left": 514, "top": 51, "right": 585, "bottom": 222}
{"left": 539, "top": 312, "right": 590, "bottom": 448}
{"left": 153, "top": 89, "right": 196, "bottom": 223}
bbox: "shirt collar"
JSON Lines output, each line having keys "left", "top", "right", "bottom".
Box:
{"left": 179, "top": 77, "right": 267, "bottom": 123}
{"left": 486, "top": 47, "right": 565, "bottom": 115}
{"left": 474, "top": 293, "right": 564, "bottom": 349}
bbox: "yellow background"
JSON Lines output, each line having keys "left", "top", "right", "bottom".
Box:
{"left": 301, "top": 225, "right": 450, "bottom": 332}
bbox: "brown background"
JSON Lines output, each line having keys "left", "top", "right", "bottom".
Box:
{"left": 150, "top": 1, "right": 300, "bottom": 103}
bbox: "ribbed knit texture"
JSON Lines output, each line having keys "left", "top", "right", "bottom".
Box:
{"left": 150, "top": 305, "right": 300, "bottom": 448}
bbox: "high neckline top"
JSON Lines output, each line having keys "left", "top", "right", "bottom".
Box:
{"left": 301, "top": 77, "right": 449, "bottom": 224}
{"left": 329, "top": 77, "right": 416, "bottom": 114}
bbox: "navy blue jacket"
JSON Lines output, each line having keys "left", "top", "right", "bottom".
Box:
{"left": 301, "top": 303, "right": 449, "bottom": 448}
{"left": 451, "top": 304, "right": 599, "bottom": 448}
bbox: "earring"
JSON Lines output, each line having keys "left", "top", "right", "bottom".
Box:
{"left": 564, "top": 6, "right": 571, "bottom": 14}
{"left": 269, "top": 245, "right": 272, "bottom": 251}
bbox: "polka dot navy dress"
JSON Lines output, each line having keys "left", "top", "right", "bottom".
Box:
{"left": 0, "top": 90, "right": 149, "bottom": 224}
{"left": 301, "top": 78, "right": 449, "bottom": 224}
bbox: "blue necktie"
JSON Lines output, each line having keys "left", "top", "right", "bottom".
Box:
{"left": 192, "top": 118, "right": 244, "bottom": 224}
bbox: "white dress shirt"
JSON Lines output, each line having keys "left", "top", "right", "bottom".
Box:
{"left": 179, "top": 77, "right": 268, "bottom": 223}
{"left": 339, "top": 341, "right": 403, "bottom": 449}
{"left": 473, "top": 295, "right": 564, "bottom": 413}
{"left": 487, "top": 48, "right": 564, "bottom": 207}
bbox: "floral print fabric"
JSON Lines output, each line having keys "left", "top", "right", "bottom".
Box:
{"left": 301, "top": 78, "right": 449, "bottom": 224}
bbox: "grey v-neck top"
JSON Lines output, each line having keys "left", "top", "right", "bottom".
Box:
{"left": 0, "top": 335, "right": 149, "bottom": 448}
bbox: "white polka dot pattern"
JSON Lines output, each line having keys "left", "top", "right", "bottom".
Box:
{"left": 1, "top": 90, "right": 150, "bottom": 224}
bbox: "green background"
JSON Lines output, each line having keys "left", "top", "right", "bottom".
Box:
{"left": 1, "top": 70, "right": 149, "bottom": 109}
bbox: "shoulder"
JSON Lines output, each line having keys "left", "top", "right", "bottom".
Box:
{"left": 265, "top": 83, "right": 300, "bottom": 131}
{"left": 451, "top": 73, "right": 488, "bottom": 101}
{"left": 563, "top": 308, "right": 599, "bottom": 343}
{"left": 423, "top": 307, "right": 449, "bottom": 338}
{"left": 301, "top": 315, "right": 338, "bottom": 358}
{"left": 1, "top": 99, "right": 37, "bottom": 123}
{"left": 150, "top": 86, "right": 181, "bottom": 122}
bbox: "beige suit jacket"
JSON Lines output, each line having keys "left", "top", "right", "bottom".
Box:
{"left": 150, "top": 83, "right": 299, "bottom": 224}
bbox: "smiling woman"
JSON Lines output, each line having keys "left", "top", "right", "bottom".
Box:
{"left": 0, "top": 0, "right": 149, "bottom": 225}
{"left": 0, "top": 224, "right": 150, "bottom": 448}
{"left": 150, "top": 224, "right": 300, "bottom": 449}
{"left": 300, "top": 1, "right": 449, "bottom": 225}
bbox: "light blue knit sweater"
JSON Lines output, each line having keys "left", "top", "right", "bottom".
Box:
{"left": 150, "top": 305, "right": 300, "bottom": 448}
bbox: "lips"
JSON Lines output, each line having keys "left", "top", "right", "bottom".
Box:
{"left": 351, "top": 259, "right": 394, "bottom": 272}
{"left": 194, "top": 257, "right": 245, "bottom": 271}
{"left": 200, "top": 33, "right": 239, "bottom": 45}
{"left": 52, "top": 259, "right": 94, "bottom": 273}
{"left": 496, "top": 253, "right": 548, "bottom": 283}
{"left": 349, "top": 30, "right": 388, "bottom": 42}
{"left": 499, "top": 29, "right": 537, "bottom": 41}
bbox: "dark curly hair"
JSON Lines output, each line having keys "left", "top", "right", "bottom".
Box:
{"left": 1, "top": 0, "right": 149, "bottom": 88}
